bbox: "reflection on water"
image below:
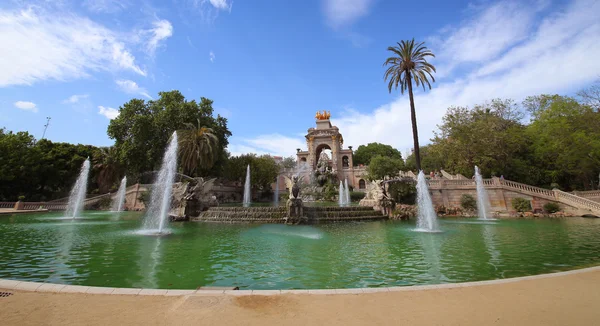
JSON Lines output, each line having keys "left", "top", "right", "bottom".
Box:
{"left": 482, "top": 224, "right": 501, "bottom": 273}
{"left": 1, "top": 212, "right": 600, "bottom": 290}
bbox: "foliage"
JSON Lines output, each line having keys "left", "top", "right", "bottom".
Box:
{"left": 280, "top": 156, "right": 297, "bottom": 169}
{"left": 323, "top": 183, "right": 337, "bottom": 201}
{"left": 90, "top": 196, "right": 112, "bottom": 210}
{"left": 367, "top": 155, "right": 404, "bottom": 180}
{"left": 349, "top": 191, "right": 365, "bottom": 202}
{"left": 138, "top": 190, "right": 151, "bottom": 206}
{"left": 107, "top": 91, "right": 231, "bottom": 178}
{"left": 526, "top": 95, "right": 600, "bottom": 190}
{"left": 387, "top": 182, "right": 416, "bottom": 205}
{"left": 92, "top": 146, "right": 123, "bottom": 193}
{"left": 460, "top": 194, "right": 477, "bottom": 211}
{"left": 543, "top": 202, "right": 560, "bottom": 214}
{"left": 428, "top": 99, "right": 528, "bottom": 179}
{"left": 353, "top": 142, "right": 403, "bottom": 166}
{"left": 0, "top": 129, "right": 97, "bottom": 201}
{"left": 577, "top": 79, "right": 600, "bottom": 111}
{"left": 178, "top": 120, "right": 219, "bottom": 176}
{"left": 512, "top": 198, "right": 532, "bottom": 212}
{"left": 383, "top": 39, "right": 436, "bottom": 171}
{"left": 224, "top": 154, "right": 280, "bottom": 190}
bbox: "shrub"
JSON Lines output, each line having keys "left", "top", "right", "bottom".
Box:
{"left": 388, "top": 182, "right": 416, "bottom": 205}
{"left": 350, "top": 191, "right": 365, "bottom": 202}
{"left": 18, "top": 195, "right": 25, "bottom": 201}
{"left": 512, "top": 197, "right": 532, "bottom": 212}
{"left": 460, "top": 194, "right": 477, "bottom": 211}
{"left": 543, "top": 202, "right": 560, "bottom": 213}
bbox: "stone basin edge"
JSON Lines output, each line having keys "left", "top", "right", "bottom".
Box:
{"left": 1, "top": 265, "right": 599, "bottom": 296}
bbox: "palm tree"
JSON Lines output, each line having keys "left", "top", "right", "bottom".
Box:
{"left": 383, "top": 39, "right": 436, "bottom": 171}
{"left": 92, "top": 146, "right": 122, "bottom": 193}
{"left": 178, "top": 119, "right": 219, "bottom": 176}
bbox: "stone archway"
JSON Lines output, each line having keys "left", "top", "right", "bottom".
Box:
{"left": 314, "top": 143, "right": 332, "bottom": 170}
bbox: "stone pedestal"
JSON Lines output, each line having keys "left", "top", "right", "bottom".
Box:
{"left": 286, "top": 198, "right": 304, "bottom": 223}
{"left": 14, "top": 201, "right": 24, "bottom": 210}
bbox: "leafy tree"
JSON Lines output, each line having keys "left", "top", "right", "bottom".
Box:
{"left": 92, "top": 146, "right": 123, "bottom": 193}
{"left": 367, "top": 155, "right": 404, "bottom": 180}
{"left": 225, "top": 154, "right": 280, "bottom": 190}
{"left": 404, "top": 145, "right": 445, "bottom": 173}
{"left": 280, "top": 156, "right": 297, "bottom": 169}
{"left": 427, "top": 99, "right": 529, "bottom": 179}
{"left": 178, "top": 119, "right": 219, "bottom": 176}
{"left": 353, "top": 142, "right": 402, "bottom": 166}
{"left": 384, "top": 39, "right": 436, "bottom": 171}
{"left": 527, "top": 95, "right": 600, "bottom": 190}
{"left": 577, "top": 79, "right": 600, "bottom": 111}
{"left": 107, "top": 91, "right": 231, "bottom": 178}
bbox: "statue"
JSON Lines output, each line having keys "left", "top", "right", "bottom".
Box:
{"left": 315, "top": 110, "right": 332, "bottom": 120}
{"left": 170, "top": 177, "right": 218, "bottom": 220}
{"left": 283, "top": 175, "right": 304, "bottom": 223}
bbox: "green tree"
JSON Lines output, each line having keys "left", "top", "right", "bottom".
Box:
{"left": 107, "top": 91, "right": 231, "bottom": 178}
{"left": 527, "top": 95, "right": 600, "bottom": 190}
{"left": 427, "top": 99, "right": 529, "bottom": 180}
{"left": 92, "top": 146, "right": 123, "bottom": 193}
{"left": 178, "top": 119, "right": 219, "bottom": 176}
{"left": 280, "top": 156, "right": 297, "bottom": 169}
{"left": 577, "top": 79, "right": 600, "bottom": 111}
{"left": 353, "top": 142, "right": 403, "bottom": 166}
{"left": 225, "top": 154, "right": 280, "bottom": 190}
{"left": 367, "top": 155, "right": 404, "bottom": 180}
{"left": 383, "top": 39, "right": 436, "bottom": 171}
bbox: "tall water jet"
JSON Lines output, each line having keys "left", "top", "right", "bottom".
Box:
{"left": 344, "top": 178, "right": 351, "bottom": 206}
{"left": 243, "top": 165, "right": 251, "bottom": 207}
{"left": 474, "top": 166, "right": 493, "bottom": 220}
{"left": 274, "top": 175, "right": 280, "bottom": 207}
{"left": 112, "top": 176, "right": 127, "bottom": 212}
{"left": 143, "top": 132, "right": 178, "bottom": 234}
{"left": 338, "top": 180, "right": 346, "bottom": 207}
{"left": 65, "top": 158, "right": 90, "bottom": 218}
{"left": 416, "top": 170, "right": 440, "bottom": 232}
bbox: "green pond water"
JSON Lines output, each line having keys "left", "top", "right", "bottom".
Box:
{"left": 1, "top": 211, "right": 599, "bottom": 290}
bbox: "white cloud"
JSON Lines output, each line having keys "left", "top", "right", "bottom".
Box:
{"left": 143, "top": 19, "right": 173, "bottom": 55}
{"left": 322, "top": 0, "right": 374, "bottom": 28}
{"left": 207, "top": 0, "right": 233, "bottom": 11}
{"left": 83, "top": 0, "right": 130, "bottom": 13}
{"left": 0, "top": 7, "right": 146, "bottom": 87}
{"left": 115, "top": 79, "right": 153, "bottom": 99}
{"left": 98, "top": 105, "right": 119, "bottom": 119}
{"left": 209, "top": 51, "right": 215, "bottom": 62}
{"left": 62, "top": 94, "right": 89, "bottom": 104}
{"left": 431, "top": 1, "right": 546, "bottom": 77}
{"left": 14, "top": 101, "right": 38, "bottom": 112}
{"left": 228, "top": 134, "right": 306, "bottom": 157}
{"left": 244, "top": 0, "right": 600, "bottom": 156}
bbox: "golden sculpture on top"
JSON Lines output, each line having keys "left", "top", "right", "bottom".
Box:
{"left": 315, "top": 110, "right": 331, "bottom": 120}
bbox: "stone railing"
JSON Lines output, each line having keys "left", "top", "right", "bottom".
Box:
{"left": 572, "top": 190, "right": 600, "bottom": 198}
{"left": 440, "top": 170, "right": 455, "bottom": 180}
{"left": 553, "top": 190, "right": 600, "bottom": 214}
{"left": 498, "top": 179, "right": 556, "bottom": 199}
{"left": 0, "top": 202, "right": 16, "bottom": 209}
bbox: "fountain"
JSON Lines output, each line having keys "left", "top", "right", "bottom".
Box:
{"left": 65, "top": 158, "right": 90, "bottom": 218}
{"left": 474, "top": 166, "right": 493, "bottom": 220}
{"left": 112, "top": 176, "right": 127, "bottom": 212}
{"left": 243, "top": 165, "right": 251, "bottom": 207}
{"left": 274, "top": 176, "right": 280, "bottom": 207}
{"left": 338, "top": 180, "right": 346, "bottom": 207}
{"left": 142, "top": 132, "right": 178, "bottom": 234}
{"left": 415, "top": 170, "right": 440, "bottom": 232}
{"left": 344, "top": 178, "right": 351, "bottom": 206}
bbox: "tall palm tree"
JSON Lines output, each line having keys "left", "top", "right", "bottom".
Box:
{"left": 92, "top": 146, "right": 122, "bottom": 193}
{"left": 178, "top": 119, "right": 219, "bottom": 176}
{"left": 383, "top": 39, "right": 436, "bottom": 171}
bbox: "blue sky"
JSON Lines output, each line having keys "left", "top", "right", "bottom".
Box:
{"left": 1, "top": 0, "right": 599, "bottom": 158}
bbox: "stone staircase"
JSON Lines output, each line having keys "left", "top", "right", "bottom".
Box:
{"left": 194, "top": 205, "right": 385, "bottom": 224}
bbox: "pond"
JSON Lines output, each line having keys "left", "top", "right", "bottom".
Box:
{"left": 1, "top": 211, "right": 599, "bottom": 290}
